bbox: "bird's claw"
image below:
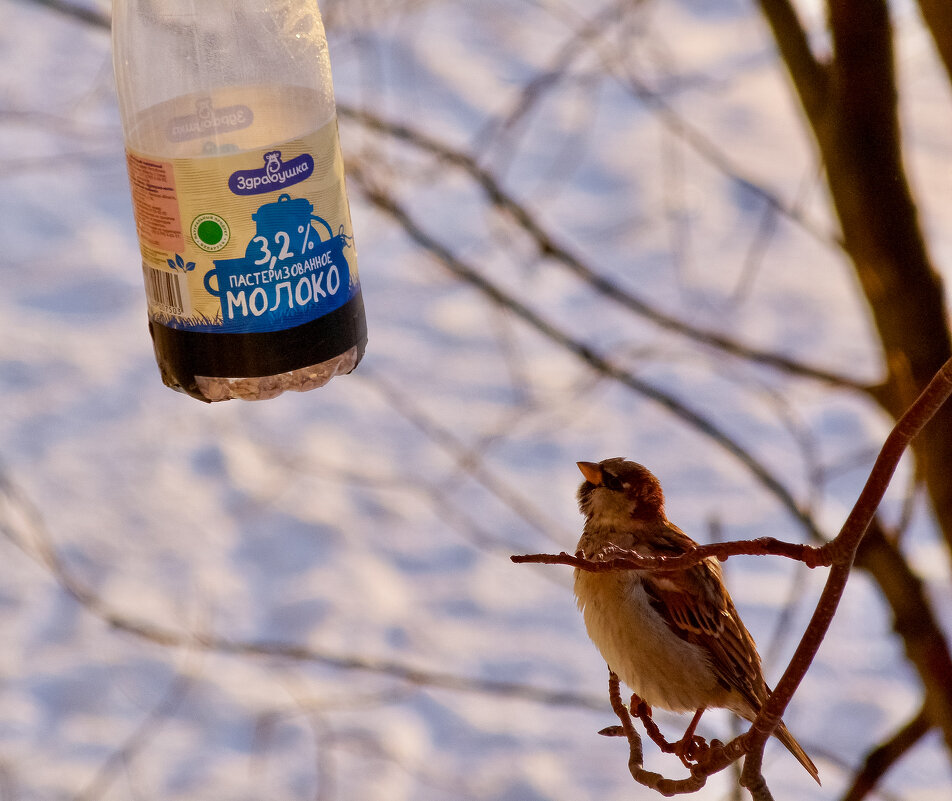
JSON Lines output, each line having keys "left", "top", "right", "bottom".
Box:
{"left": 673, "top": 734, "right": 708, "bottom": 766}
{"left": 626, "top": 696, "right": 710, "bottom": 768}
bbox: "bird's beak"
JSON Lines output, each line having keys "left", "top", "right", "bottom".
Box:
{"left": 576, "top": 461, "right": 603, "bottom": 485}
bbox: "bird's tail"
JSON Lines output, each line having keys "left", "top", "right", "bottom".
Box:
{"left": 774, "top": 721, "right": 820, "bottom": 785}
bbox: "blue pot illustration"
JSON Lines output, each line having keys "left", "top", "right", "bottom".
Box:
{"left": 204, "top": 194, "right": 354, "bottom": 333}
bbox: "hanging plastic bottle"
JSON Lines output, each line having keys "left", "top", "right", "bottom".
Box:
{"left": 112, "top": 0, "right": 367, "bottom": 401}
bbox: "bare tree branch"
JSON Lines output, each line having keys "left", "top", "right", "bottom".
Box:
{"left": 0, "top": 470, "right": 603, "bottom": 712}
{"left": 766, "top": 0, "right": 952, "bottom": 555}
{"left": 916, "top": 0, "right": 952, "bottom": 88}
{"left": 360, "top": 367, "right": 574, "bottom": 547}
{"left": 839, "top": 705, "right": 932, "bottom": 801}
{"left": 341, "top": 106, "right": 865, "bottom": 393}
{"left": 474, "top": 0, "right": 638, "bottom": 157}
{"left": 753, "top": 357, "right": 952, "bottom": 750}
{"left": 347, "top": 161, "right": 822, "bottom": 543}
{"left": 18, "top": 0, "right": 110, "bottom": 29}
{"left": 606, "top": 671, "right": 710, "bottom": 795}
{"left": 76, "top": 672, "right": 193, "bottom": 801}
{"left": 512, "top": 535, "right": 828, "bottom": 572}
{"left": 855, "top": 520, "right": 952, "bottom": 753}
{"left": 756, "top": 0, "right": 830, "bottom": 124}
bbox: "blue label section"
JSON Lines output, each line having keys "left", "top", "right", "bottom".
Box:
{"left": 228, "top": 151, "right": 314, "bottom": 195}
{"left": 183, "top": 193, "right": 355, "bottom": 334}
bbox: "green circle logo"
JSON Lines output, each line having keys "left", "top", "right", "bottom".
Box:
{"left": 191, "top": 213, "right": 230, "bottom": 252}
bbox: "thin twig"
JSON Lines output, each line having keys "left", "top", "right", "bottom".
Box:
{"left": 76, "top": 672, "right": 194, "bottom": 801}
{"left": 0, "top": 471, "right": 604, "bottom": 712}
{"left": 474, "top": 0, "right": 638, "bottom": 158}
{"left": 347, "top": 162, "right": 822, "bottom": 544}
{"left": 750, "top": 358, "right": 952, "bottom": 758}
{"left": 342, "top": 105, "right": 865, "bottom": 394}
{"left": 511, "top": 535, "right": 830, "bottom": 572}
{"left": 19, "top": 0, "right": 110, "bottom": 28}
{"left": 607, "top": 672, "right": 708, "bottom": 795}
{"left": 855, "top": 519, "right": 952, "bottom": 752}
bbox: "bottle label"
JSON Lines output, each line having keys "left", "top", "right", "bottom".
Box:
{"left": 126, "top": 118, "right": 358, "bottom": 334}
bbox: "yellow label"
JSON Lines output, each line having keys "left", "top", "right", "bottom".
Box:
{"left": 127, "top": 115, "right": 358, "bottom": 334}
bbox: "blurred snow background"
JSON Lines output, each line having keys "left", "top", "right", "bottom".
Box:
{"left": 1, "top": 0, "right": 951, "bottom": 799}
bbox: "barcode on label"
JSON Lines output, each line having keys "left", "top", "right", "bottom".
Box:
{"left": 143, "top": 266, "right": 190, "bottom": 316}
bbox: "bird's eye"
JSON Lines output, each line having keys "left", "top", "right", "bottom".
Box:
{"left": 602, "top": 472, "right": 624, "bottom": 491}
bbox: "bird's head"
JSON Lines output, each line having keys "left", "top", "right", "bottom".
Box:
{"left": 576, "top": 457, "right": 665, "bottom": 524}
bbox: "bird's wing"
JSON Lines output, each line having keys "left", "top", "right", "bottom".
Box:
{"left": 638, "top": 523, "right": 820, "bottom": 783}
{"left": 639, "top": 522, "right": 766, "bottom": 713}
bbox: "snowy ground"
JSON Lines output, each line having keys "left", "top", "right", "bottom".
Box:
{"left": 2, "top": 0, "right": 952, "bottom": 799}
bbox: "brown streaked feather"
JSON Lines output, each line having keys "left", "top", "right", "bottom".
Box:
{"left": 636, "top": 520, "right": 765, "bottom": 714}
{"left": 637, "top": 520, "right": 820, "bottom": 783}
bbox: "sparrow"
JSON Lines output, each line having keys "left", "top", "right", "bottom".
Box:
{"left": 573, "top": 457, "right": 820, "bottom": 784}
